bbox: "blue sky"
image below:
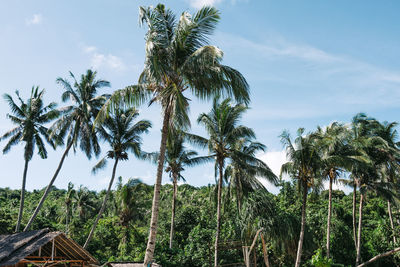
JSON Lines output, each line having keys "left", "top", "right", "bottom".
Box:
{"left": 1, "top": 0, "right": 400, "bottom": 193}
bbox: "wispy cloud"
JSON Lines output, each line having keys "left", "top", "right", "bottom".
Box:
{"left": 218, "top": 32, "right": 400, "bottom": 118}
{"left": 189, "top": 0, "right": 223, "bottom": 9}
{"left": 82, "top": 45, "right": 126, "bottom": 71}
{"left": 26, "top": 14, "right": 43, "bottom": 25}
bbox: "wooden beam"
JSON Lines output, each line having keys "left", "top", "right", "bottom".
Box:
{"left": 51, "top": 239, "right": 55, "bottom": 261}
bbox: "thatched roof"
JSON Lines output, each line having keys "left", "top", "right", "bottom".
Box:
{"left": 0, "top": 228, "right": 98, "bottom": 266}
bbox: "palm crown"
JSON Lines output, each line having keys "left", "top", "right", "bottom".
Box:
{"left": 1, "top": 86, "right": 59, "bottom": 160}
{"left": 92, "top": 108, "right": 152, "bottom": 173}
{"left": 52, "top": 69, "right": 110, "bottom": 158}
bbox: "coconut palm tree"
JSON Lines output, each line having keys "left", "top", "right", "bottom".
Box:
{"left": 64, "top": 182, "right": 75, "bottom": 235}
{"left": 24, "top": 70, "right": 110, "bottom": 231}
{"left": 314, "top": 122, "right": 355, "bottom": 258}
{"left": 186, "top": 98, "right": 256, "bottom": 266}
{"left": 74, "top": 185, "right": 96, "bottom": 221}
{"left": 374, "top": 120, "right": 400, "bottom": 245}
{"left": 0, "top": 86, "right": 59, "bottom": 232}
{"left": 348, "top": 114, "right": 396, "bottom": 265}
{"left": 225, "top": 138, "right": 277, "bottom": 212}
{"left": 347, "top": 113, "right": 376, "bottom": 251}
{"left": 117, "top": 178, "right": 147, "bottom": 256}
{"left": 96, "top": 5, "right": 249, "bottom": 264}
{"left": 280, "top": 128, "right": 322, "bottom": 267}
{"left": 83, "top": 107, "right": 151, "bottom": 248}
{"left": 162, "top": 130, "right": 212, "bottom": 249}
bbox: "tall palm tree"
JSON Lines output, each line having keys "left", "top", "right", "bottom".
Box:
{"left": 347, "top": 113, "right": 376, "bottom": 252}
{"left": 374, "top": 120, "right": 400, "bottom": 245}
{"left": 83, "top": 107, "right": 151, "bottom": 248}
{"left": 187, "top": 98, "right": 255, "bottom": 267}
{"left": 315, "top": 122, "right": 355, "bottom": 258}
{"left": 0, "top": 86, "right": 59, "bottom": 232}
{"left": 163, "top": 130, "right": 211, "bottom": 249}
{"left": 64, "top": 182, "right": 76, "bottom": 235}
{"left": 24, "top": 70, "right": 110, "bottom": 231}
{"left": 348, "top": 114, "right": 396, "bottom": 265}
{"left": 280, "top": 128, "right": 322, "bottom": 267}
{"left": 226, "top": 138, "right": 277, "bottom": 212}
{"left": 117, "top": 178, "right": 147, "bottom": 256}
{"left": 96, "top": 5, "right": 249, "bottom": 264}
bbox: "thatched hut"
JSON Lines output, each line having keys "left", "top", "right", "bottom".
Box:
{"left": 0, "top": 228, "right": 98, "bottom": 267}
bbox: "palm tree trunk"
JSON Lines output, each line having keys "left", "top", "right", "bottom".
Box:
{"left": 169, "top": 173, "right": 178, "bottom": 249}
{"left": 143, "top": 111, "right": 170, "bottom": 266}
{"left": 260, "top": 234, "right": 270, "bottom": 267}
{"left": 24, "top": 141, "right": 74, "bottom": 231}
{"left": 387, "top": 200, "right": 396, "bottom": 244}
{"left": 353, "top": 181, "right": 357, "bottom": 251}
{"left": 356, "top": 193, "right": 364, "bottom": 266}
{"left": 15, "top": 159, "right": 29, "bottom": 232}
{"left": 84, "top": 157, "right": 119, "bottom": 249}
{"left": 236, "top": 184, "right": 242, "bottom": 213}
{"left": 66, "top": 205, "right": 70, "bottom": 235}
{"left": 295, "top": 182, "right": 308, "bottom": 267}
{"left": 214, "top": 159, "right": 224, "bottom": 267}
{"left": 326, "top": 174, "right": 333, "bottom": 258}
{"left": 357, "top": 246, "right": 400, "bottom": 267}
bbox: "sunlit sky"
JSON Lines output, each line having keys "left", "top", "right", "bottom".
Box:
{"left": 1, "top": 0, "right": 400, "bottom": 193}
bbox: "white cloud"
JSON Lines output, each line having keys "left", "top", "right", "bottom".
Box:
{"left": 82, "top": 45, "right": 126, "bottom": 71}
{"left": 256, "top": 150, "right": 287, "bottom": 194}
{"left": 257, "top": 150, "right": 287, "bottom": 177}
{"left": 26, "top": 14, "right": 43, "bottom": 25}
{"left": 189, "top": 0, "right": 223, "bottom": 8}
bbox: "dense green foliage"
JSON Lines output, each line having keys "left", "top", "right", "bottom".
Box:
{"left": 0, "top": 180, "right": 398, "bottom": 266}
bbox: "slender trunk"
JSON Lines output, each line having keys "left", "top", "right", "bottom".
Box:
{"left": 387, "top": 200, "right": 396, "bottom": 244}
{"left": 66, "top": 205, "right": 70, "bottom": 235}
{"left": 236, "top": 184, "right": 242, "bottom": 213}
{"left": 357, "top": 246, "right": 400, "bottom": 267}
{"left": 295, "top": 182, "right": 308, "bottom": 267}
{"left": 15, "top": 160, "right": 29, "bottom": 232}
{"left": 143, "top": 111, "right": 170, "bottom": 266}
{"left": 84, "top": 158, "right": 119, "bottom": 249}
{"left": 353, "top": 181, "right": 357, "bottom": 251}
{"left": 24, "top": 141, "right": 74, "bottom": 231}
{"left": 169, "top": 173, "right": 178, "bottom": 249}
{"left": 214, "top": 158, "right": 224, "bottom": 267}
{"left": 326, "top": 173, "right": 333, "bottom": 258}
{"left": 260, "top": 234, "right": 270, "bottom": 267}
{"left": 356, "top": 193, "right": 364, "bottom": 266}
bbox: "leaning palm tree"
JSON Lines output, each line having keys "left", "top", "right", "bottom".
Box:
{"left": 226, "top": 138, "right": 277, "bottom": 212}
{"left": 24, "top": 70, "right": 110, "bottom": 231}
{"left": 280, "top": 128, "right": 322, "bottom": 267}
{"left": 0, "top": 87, "right": 59, "bottom": 232}
{"left": 83, "top": 107, "right": 151, "bottom": 248}
{"left": 187, "top": 98, "right": 255, "bottom": 267}
{"left": 96, "top": 5, "right": 249, "bottom": 264}
{"left": 315, "top": 122, "right": 355, "bottom": 258}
